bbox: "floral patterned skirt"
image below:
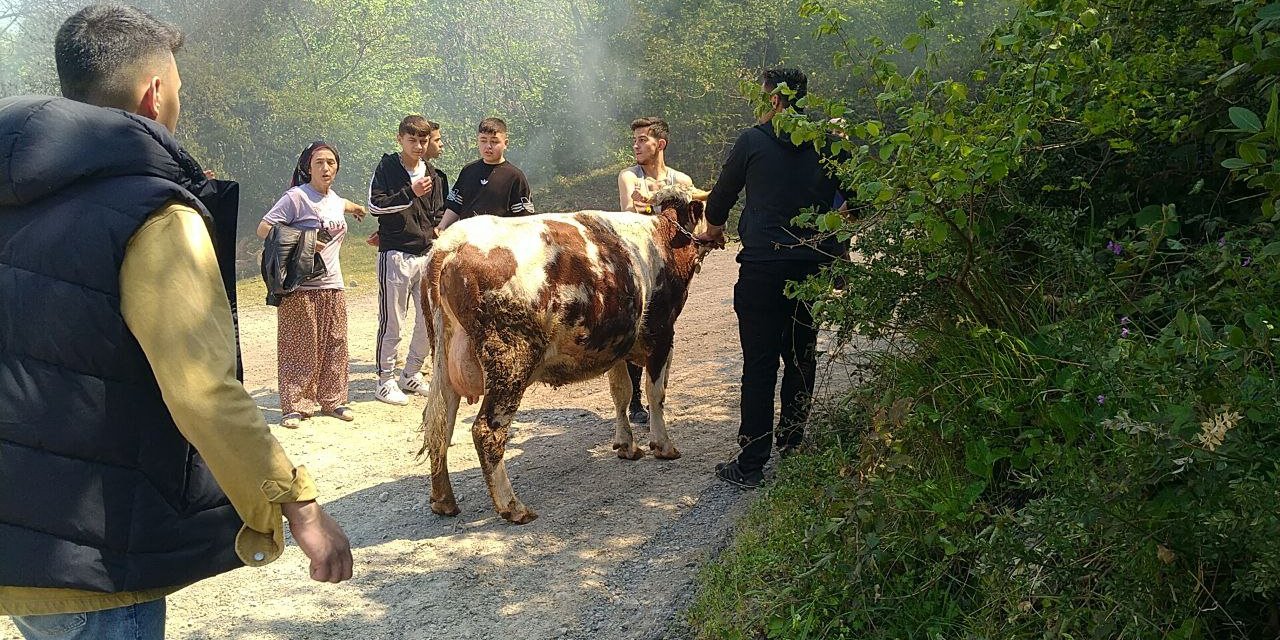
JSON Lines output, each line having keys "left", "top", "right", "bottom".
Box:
{"left": 277, "top": 288, "right": 349, "bottom": 415}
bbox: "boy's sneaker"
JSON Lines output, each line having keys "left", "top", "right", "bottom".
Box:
{"left": 399, "top": 371, "right": 429, "bottom": 396}
{"left": 375, "top": 378, "right": 409, "bottom": 406}
{"left": 629, "top": 404, "right": 650, "bottom": 425}
{"left": 715, "top": 461, "right": 762, "bottom": 489}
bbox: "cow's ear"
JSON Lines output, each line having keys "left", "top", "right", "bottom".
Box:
{"left": 681, "top": 200, "right": 705, "bottom": 230}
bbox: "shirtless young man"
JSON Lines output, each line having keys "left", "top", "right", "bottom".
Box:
{"left": 616, "top": 117, "right": 695, "bottom": 425}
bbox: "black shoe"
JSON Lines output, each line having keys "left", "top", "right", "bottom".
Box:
{"left": 629, "top": 405, "right": 650, "bottom": 425}
{"left": 715, "top": 461, "right": 762, "bottom": 489}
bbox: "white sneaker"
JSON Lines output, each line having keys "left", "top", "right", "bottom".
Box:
{"left": 399, "top": 371, "right": 429, "bottom": 396}
{"left": 375, "top": 378, "right": 409, "bottom": 406}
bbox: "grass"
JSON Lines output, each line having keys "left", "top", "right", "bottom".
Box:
{"left": 688, "top": 444, "right": 863, "bottom": 639}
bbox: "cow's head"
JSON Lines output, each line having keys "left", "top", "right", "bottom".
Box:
{"left": 650, "top": 184, "right": 706, "bottom": 240}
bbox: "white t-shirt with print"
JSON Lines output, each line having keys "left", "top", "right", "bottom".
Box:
{"left": 262, "top": 183, "right": 348, "bottom": 290}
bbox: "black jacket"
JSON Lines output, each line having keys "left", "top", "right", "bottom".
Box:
{"left": 705, "top": 120, "right": 849, "bottom": 263}
{"left": 0, "top": 96, "right": 245, "bottom": 592}
{"left": 260, "top": 224, "right": 327, "bottom": 306}
{"left": 367, "top": 153, "right": 447, "bottom": 255}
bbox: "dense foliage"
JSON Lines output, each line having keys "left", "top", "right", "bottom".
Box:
{"left": 692, "top": 0, "right": 1280, "bottom": 637}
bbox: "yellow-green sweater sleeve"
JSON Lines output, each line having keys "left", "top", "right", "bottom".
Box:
{"left": 120, "top": 202, "right": 318, "bottom": 564}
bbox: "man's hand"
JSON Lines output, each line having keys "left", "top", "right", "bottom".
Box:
{"left": 411, "top": 175, "right": 433, "bottom": 197}
{"left": 695, "top": 224, "right": 726, "bottom": 248}
{"left": 282, "top": 500, "right": 352, "bottom": 583}
{"left": 203, "top": 169, "right": 217, "bottom": 180}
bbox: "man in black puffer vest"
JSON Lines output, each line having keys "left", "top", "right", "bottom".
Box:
{"left": 699, "top": 68, "right": 851, "bottom": 489}
{"left": 0, "top": 5, "right": 352, "bottom": 638}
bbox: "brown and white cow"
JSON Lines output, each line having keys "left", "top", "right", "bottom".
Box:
{"left": 418, "top": 185, "right": 714, "bottom": 524}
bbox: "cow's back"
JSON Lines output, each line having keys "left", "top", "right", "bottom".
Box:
{"left": 430, "top": 212, "right": 662, "bottom": 386}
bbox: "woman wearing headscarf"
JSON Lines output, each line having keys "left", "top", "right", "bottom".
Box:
{"left": 256, "top": 141, "right": 366, "bottom": 428}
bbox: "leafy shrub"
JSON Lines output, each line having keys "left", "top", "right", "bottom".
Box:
{"left": 693, "top": 0, "right": 1280, "bottom": 637}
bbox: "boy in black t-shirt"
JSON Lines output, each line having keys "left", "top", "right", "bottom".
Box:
{"left": 436, "top": 117, "right": 534, "bottom": 232}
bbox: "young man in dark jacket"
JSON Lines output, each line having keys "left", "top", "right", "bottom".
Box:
{"left": 367, "top": 116, "right": 448, "bottom": 405}
{"left": 1, "top": 4, "right": 351, "bottom": 636}
{"left": 698, "top": 68, "right": 850, "bottom": 488}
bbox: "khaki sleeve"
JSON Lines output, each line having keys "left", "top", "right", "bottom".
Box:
{"left": 119, "top": 202, "right": 318, "bottom": 567}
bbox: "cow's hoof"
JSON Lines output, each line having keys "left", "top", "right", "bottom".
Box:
{"left": 430, "top": 500, "right": 461, "bottom": 517}
{"left": 500, "top": 507, "right": 539, "bottom": 525}
{"left": 613, "top": 442, "right": 645, "bottom": 460}
{"left": 650, "top": 442, "right": 682, "bottom": 460}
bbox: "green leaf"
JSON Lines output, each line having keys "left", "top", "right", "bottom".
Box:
{"left": 1254, "top": 59, "right": 1280, "bottom": 75}
{"left": 1259, "top": 3, "right": 1280, "bottom": 19}
{"left": 1226, "top": 325, "right": 1246, "bottom": 347}
{"left": 1260, "top": 241, "right": 1280, "bottom": 257}
{"left": 1079, "top": 8, "right": 1100, "bottom": 28}
{"left": 1221, "top": 158, "right": 1252, "bottom": 169}
{"left": 903, "top": 33, "right": 924, "bottom": 53}
{"left": 964, "top": 438, "right": 994, "bottom": 479}
{"left": 1229, "top": 107, "right": 1263, "bottom": 132}
{"left": 1218, "top": 62, "right": 1249, "bottom": 82}
{"left": 818, "top": 211, "right": 843, "bottom": 232}
{"left": 1174, "top": 309, "right": 1190, "bottom": 335}
{"left": 1136, "top": 204, "right": 1163, "bottom": 227}
{"left": 1238, "top": 143, "right": 1267, "bottom": 164}
{"left": 1196, "top": 314, "right": 1214, "bottom": 341}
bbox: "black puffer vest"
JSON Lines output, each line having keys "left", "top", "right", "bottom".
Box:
{"left": 0, "top": 96, "right": 245, "bottom": 592}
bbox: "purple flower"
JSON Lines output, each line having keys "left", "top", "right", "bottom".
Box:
{"left": 1121, "top": 327, "right": 1130, "bottom": 338}
{"left": 1106, "top": 240, "right": 1123, "bottom": 255}
{"left": 1120, "top": 316, "right": 1130, "bottom": 325}
{"left": 1243, "top": 256, "right": 1252, "bottom": 267}
{"left": 1218, "top": 237, "right": 1226, "bottom": 248}
{"left": 1096, "top": 394, "right": 1107, "bottom": 405}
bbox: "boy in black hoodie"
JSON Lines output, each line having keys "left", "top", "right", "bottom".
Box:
{"left": 367, "top": 115, "right": 448, "bottom": 405}
{"left": 699, "top": 68, "right": 851, "bottom": 488}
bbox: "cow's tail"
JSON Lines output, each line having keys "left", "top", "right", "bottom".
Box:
{"left": 418, "top": 252, "right": 454, "bottom": 461}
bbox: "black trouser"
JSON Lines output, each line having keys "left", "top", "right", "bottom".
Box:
{"left": 627, "top": 362, "right": 645, "bottom": 410}
{"left": 733, "top": 260, "right": 824, "bottom": 470}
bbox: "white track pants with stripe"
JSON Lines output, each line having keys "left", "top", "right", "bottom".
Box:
{"left": 375, "top": 249, "right": 430, "bottom": 379}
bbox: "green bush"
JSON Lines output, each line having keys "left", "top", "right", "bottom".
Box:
{"left": 692, "top": 0, "right": 1280, "bottom": 637}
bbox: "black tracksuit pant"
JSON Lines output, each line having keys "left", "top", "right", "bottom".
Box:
{"left": 733, "top": 260, "right": 825, "bottom": 470}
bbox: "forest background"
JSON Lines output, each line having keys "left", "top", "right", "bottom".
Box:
{"left": 0, "top": 0, "right": 1000, "bottom": 273}
{"left": 8, "top": 0, "right": 1280, "bottom": 638}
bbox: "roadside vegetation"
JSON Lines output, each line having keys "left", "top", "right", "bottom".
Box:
{"left": 690, "top": 1, "right": 1280, "bottom": 637}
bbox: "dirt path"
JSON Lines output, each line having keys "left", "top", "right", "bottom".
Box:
{"left": 4, "top": 246, "right": 766, "bottom": 640}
